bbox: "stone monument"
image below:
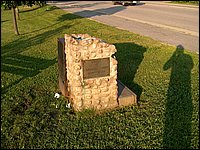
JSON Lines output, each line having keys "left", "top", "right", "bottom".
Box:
{"left": 58, "top": 34, "right": 137, "bottom": 112}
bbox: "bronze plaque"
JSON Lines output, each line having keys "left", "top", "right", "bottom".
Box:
{"left": 83, "top": 58, "right": 110, "bottom": 79}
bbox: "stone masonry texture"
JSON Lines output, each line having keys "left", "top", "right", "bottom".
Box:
{"left": 64, "top": 34, "right": 118, "bottom": 111}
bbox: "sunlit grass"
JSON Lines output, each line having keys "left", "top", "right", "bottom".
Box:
{"left": 1, "top": 5, "right": 199, "bottom": 149}
{"left": 169, "top": 1, "right": 199, "bottom": 6}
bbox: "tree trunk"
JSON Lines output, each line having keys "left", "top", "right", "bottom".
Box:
{"left": 15, "top": 7, "right": 20, "bottom": 20}
{"left": 12, "top": 7, "right": 19, "bottom": 35}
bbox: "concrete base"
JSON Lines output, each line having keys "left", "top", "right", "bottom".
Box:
{"left": 117, "top": 80, "right": 137, "bottom": 107}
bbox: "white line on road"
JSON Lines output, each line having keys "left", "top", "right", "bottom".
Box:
{"left": 84, "top": 7, "right": 198, "bottom": 37}
{"left": 50, "top": 3, "right": 199, "bottom": 37}
{"left": 112, "top": 14, "right": 199, "bottom": 37}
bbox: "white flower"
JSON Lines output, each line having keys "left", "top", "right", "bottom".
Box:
{"left": 56, "top": 104, "right": 59, "bottom": 108}
{"left": 66, "top": 103, "right": 71, "bottom": 108}
{"left": 54, "top": 93, "right": 60, "bottom": 98}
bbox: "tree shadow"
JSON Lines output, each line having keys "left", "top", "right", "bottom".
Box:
{"left": 20, "top": 9, "right": 82, "bottom": 35}
{"left": 1, "top": 20, "right": 9, "bottom": 23}
{"left": 50, "top": 1, "right": 103, "bottom": 9}
{"left": 163, "top": 45, "right": 194, "bottom": 149}
{"left": 13, "top": 6, "right": 72, "bottom": 35}
{"left": 113, "top": 2, "right": 146, "bottom": 6}
{"left": 20, "top": 22, "right": 62, "bottom": 35}
{"left": 19, "top": 10, "right": 46, "bottom": 21}
{"left": 2, "top": 24, "right": 72, "bottom": 55}
{"left": 57, "top": 13, "right": 84, "bottom": 21}
{"left": 114, "top": 42, "right": 147, "bottom": 102}
{"left": 46, "top": 5, "right": 59, "bottom": 11}
{"left": 1, "top": 54, "right": 57, "bottom": 94}
{"left": 134, "top": 2, "right": 146, "bottom": 6}
{"left": 74, "top": 6, "right": 126, "bottom": 18}
{"left": 48, "top": 2, "right": 126, "bottom": 21}
{"left": 78, "top": 2, "right": 107, "bottom": 8}
{"left": 47, "top": 1, "right": 80, "bottom": 5}
{"left": 1, "top": 24, "right": 71, "bottom": 93}
{"left": 19, "top": 6, "right": 41, "bottom": 13}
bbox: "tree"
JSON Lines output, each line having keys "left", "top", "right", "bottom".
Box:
{"left": 3, "top": 1, "right": 21, "bottom": 35}
{"left": 1, "top": 1, "right": 46, "bottom": 35}
{"left": 12, "top": 5, "right": 19, "bottom": 35}
{"left": 15, "top": 7, "right": 20, "bottom": 20}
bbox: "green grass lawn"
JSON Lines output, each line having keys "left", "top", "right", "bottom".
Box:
{"left": 169, "top": 1, "right": 199, "bottom": 6}
{"left": 1, "top": 5, "right": 199, "bottom": 149}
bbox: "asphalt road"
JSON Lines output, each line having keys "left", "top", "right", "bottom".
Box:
{"left": 48, "top": 1, "right": 199, "bottom": 53}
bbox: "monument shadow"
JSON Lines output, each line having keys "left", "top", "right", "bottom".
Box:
{"left": 163, "top": 45, "right": 193, "bottom": 149}
{"left": 114, "top": 42, "right": 147, "bottom": 102}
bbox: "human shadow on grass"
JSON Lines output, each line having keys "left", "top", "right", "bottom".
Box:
{"left": 114, "top": 42, "right": 147, "bottom": 102}
{"left": 163, "top": 45, "right": 193, "bottom": 149}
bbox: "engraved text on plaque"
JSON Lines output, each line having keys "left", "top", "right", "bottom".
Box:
{"left": 83, "top": 58, "right": 110, "bottom": 79}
